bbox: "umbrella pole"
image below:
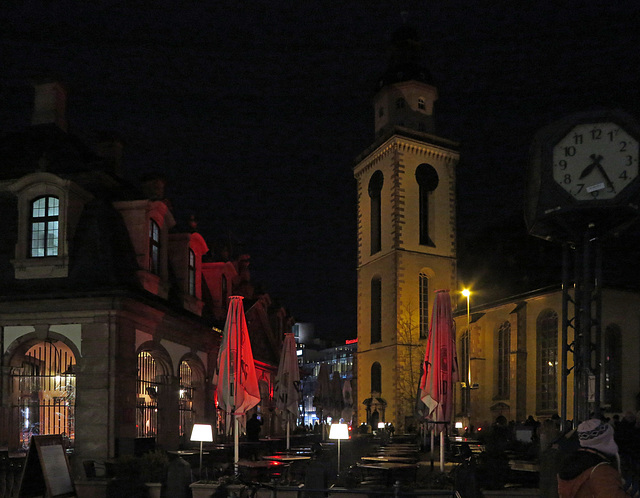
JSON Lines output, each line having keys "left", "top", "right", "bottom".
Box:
{"left": 286, "top": 415, "right": 291, "bottom": 450}
{"left": 430, "top": 429, "right": 434, "bottom": 470}
{"left": 234, "top": 416, "right": 239, "bottom": 475}
{"left": 439, "top": 431, "right": 445, "bottom": 473}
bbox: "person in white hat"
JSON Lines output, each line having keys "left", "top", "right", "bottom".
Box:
{"left": 557, "top": 418, "right": 631, "bottom": 497}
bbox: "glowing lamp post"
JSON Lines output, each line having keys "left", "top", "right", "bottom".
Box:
{"left": 462, "top": 288, "right": 471, "bottom": 418}
{"left": 190, "top": 423, "right": 213, "bottom": 478}
{"left": 329, "top": 423, "right": 349, "bottom": 472}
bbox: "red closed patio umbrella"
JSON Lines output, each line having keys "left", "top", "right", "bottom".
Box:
{"left": 417, "top": 289, "right": 458, "bottom": 470}
{"left": 215, "top": 296, "right": 261, "bottom": 472}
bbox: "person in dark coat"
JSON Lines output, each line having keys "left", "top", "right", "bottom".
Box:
{"left": 246, "top": 413, "right": 263, "bottom": 442}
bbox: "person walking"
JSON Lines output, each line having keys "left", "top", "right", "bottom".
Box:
{"left": 557, "top": 418, "right": 631, "bottom": 497}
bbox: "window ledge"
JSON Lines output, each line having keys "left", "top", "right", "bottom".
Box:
{"left": 11, "top": 256, "right": 69, "bottom": 279}
{"left": 183, "top": 294, "right": 204, "bottom": 316}
{"left": 136, "top": 270, "right": 169, "bottom": 299}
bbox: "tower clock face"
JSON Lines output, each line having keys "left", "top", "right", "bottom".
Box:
{"left": 552, "top": 122, "right": 639, "bottom": 201}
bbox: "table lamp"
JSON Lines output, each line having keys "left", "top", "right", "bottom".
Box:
{"left": 190, "top": 423, "right": 213, "bottom": 478}
{"left": 329, "top": 423, "right": 349, "bottom": 472}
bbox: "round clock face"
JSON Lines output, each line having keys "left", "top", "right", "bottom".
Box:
{"left": 552, "top": 122, "right": 639, "bottom": 200}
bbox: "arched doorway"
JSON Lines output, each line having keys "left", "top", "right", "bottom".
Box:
{"left": 10, "top": 340, "right": 76, "bottom": 450}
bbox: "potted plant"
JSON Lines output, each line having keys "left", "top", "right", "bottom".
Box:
{"left": 189, "top": 473, "right": 247, "bottom": 498}
{"left": 139, "top": 450, "right": 169, "bottom": 498}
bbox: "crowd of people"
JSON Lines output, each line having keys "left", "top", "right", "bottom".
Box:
{"left": 468, "top": 411, "right": 640, "bottom": 497}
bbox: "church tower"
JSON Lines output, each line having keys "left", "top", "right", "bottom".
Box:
{"left": 354, "top": 25, "right": 459, "bottom": 431}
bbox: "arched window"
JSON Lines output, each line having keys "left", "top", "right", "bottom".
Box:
{"left": 497, "top": 321, "right": 511, "bottom": 399}
{"left": 419, "top": 272, "right": 429, "bottom": 339}
{"left": 30, "top": 196, "right": 59, "bottom": 257}
{"left": 11, "top": 340, "right": 76, "bottom": 449}
{"left": 460, "top": 330, "right": 470, "bottom": 415}
{"left": 604, "top": 324, "right": 622, "bottom": 412}
{"left": 188, "top": 249, "right": 196, "bottom": 296}
{"left": 137, "top": 351, "right": 160, "bottom": 437}
{"left": 371, "top": 277, "right": 382, "bottom": 344}
{"left": 371, "top": 362, "right": 382, "bottom": 393}
{"left": 536, "top": 310, "right": 558, "bottom": 413}
{"left": 179, "top": 360, "right": 195, "bottom": 437}
{"left": 222, "top": 275, "right": 228, "bottom": 306}
{"left": 415, "top": 164, "right": 438, "bottom": 247}
{"left": 149, "top": 219, "right": 160, "bottom": 274}
{"left": 368, "top": 171, "right": 383, "bottom": 254}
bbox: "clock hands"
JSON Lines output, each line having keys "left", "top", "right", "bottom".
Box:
{"left": 579, "top": 154, "right": 602, "bottom": 179}
{"left": 596, "top": 162, "right": 616, "bottom": 192}
{"left": 578, "top": 154, "right": 616, "bottom": 192}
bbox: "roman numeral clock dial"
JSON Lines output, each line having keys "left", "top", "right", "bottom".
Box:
{"left": 553, "top": 123, "right": 639, "bottom": 201}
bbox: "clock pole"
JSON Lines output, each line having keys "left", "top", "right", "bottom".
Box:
{"left": 526, "top": 109, "right": 640, "bottom": 429}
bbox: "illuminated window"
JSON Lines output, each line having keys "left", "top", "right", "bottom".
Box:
{"left": 604, "top": 324, "right": 622, "bottom": 412}
{"left": 419, "top": 272, "right": 429, "bottom": 339}
{"left": 188, "top": 249, "right": 196, "bottom": 296}
{"left": 497, "top": 321, "right": 510, "bottom": 399}
{"left": 416, "top": 164, "right": 438, "bottom": 247}
{"left": 179, "top": 360, "right": 195, "bottom": 437}
{"left": 30, "top": 196, "right": 59, "bottom": 257}
{"left": 371, "top": 277, "right": 382, "bottom": 343}
{"left": 371, "top": 362, "right": 381, "bottom": 393}
{"left": 536, "top": 310, "right": 558, "bottom": 413}
{"left": 149, "top": 219, "right": 160, "bottom": 274}
{"left": 11, "top": 340, "right": 76, "bottom": 450}
{"left": 418, "top": 98, "right": 425, "bottom": 110}
{"left": 137, "top": 351, "right": 158, "bottom": 437}
{"left": 368, "top": 171, "right": 383, "bottom": 254}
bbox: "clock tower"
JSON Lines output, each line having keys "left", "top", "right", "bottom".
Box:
{"left": 354, "top": 25, "right": 459, "bottom": 431}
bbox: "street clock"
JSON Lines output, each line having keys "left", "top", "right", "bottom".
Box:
{"left": 525, "top": 109, "right": 640, "bottom": 242}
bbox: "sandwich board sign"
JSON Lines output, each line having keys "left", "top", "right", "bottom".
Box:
{"left": 18, "top": 435, "right": 76, "bottom": 497}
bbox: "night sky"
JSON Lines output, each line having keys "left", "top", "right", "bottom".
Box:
{"left": 2, "top": 1, "right": 640, "bottom": 340}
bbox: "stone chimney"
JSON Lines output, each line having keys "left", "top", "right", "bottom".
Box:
{"left": 31, "top": 79, "right": 68, "bottom": 132}
{"left": 142, "top": 174, "right": 167, "bottom": 200}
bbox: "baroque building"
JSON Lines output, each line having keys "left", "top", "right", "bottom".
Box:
{"left": 354, "top": 25, "right": 640, "bottom": 434}
{"left": 0, "top": 80, "right": 291, "bottom": 475}
{"left": 353, "top": 26, "right": 459, "bottom": 431}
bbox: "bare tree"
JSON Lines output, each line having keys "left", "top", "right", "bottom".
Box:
{"left": 395, "top": 301, "right": 425, "bottom": 431}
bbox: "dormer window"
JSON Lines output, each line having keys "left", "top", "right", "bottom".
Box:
{"left": 149, "top": 219, "right": 160, "bottom": 274}
{"left": 30, "top": 196, "right": 59, "bottom": 257}
{"left": 188, "top": 249, "right": 196, "bottom": 296}
{"left": 7, "top": 172, "right": 92, "bottom": 279}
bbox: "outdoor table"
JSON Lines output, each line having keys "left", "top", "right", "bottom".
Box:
{"left": 262, "top": 454, "right": 311, "bottom": 462}
{"left": 356, "top": 462, "right": 419, "bottom": 487}
{"left": 262, "top": 454, "right": 311, "bottom": 482}
{"left": 361, "top": 455, "right": 417, "bottom": 463}
{"left": 237, "top": 459, "right": 290, "bottom": 482}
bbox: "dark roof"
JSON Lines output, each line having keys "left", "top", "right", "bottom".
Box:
{"left": 0, "top": 124, "right": 98, "bottom": 179}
